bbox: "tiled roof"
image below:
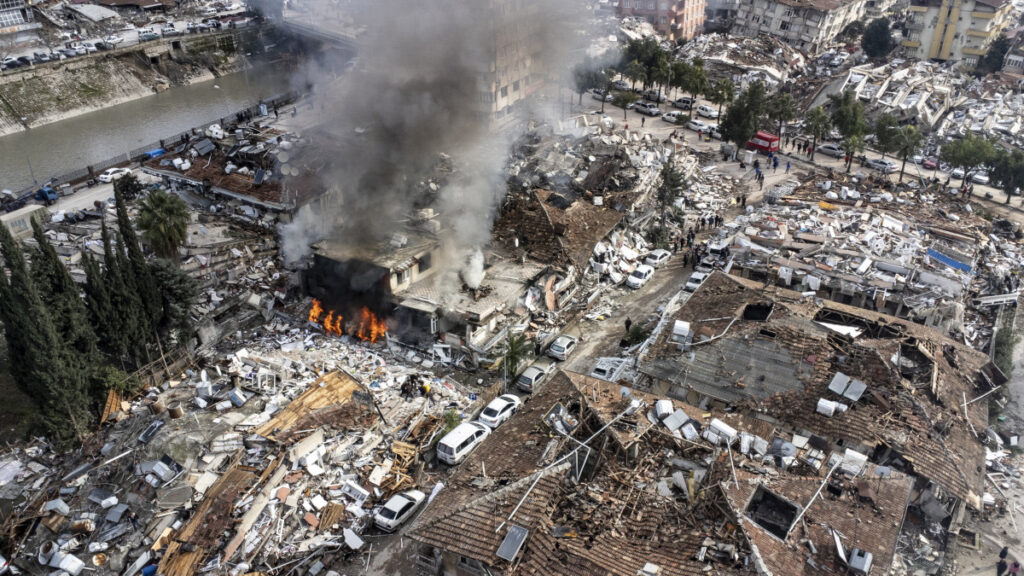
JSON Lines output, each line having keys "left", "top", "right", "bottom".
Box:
{"left": 722, "top": 468, "right": 913, "bottom": 576}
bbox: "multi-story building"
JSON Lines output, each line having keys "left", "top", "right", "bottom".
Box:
{"left": 732, "top": 0, "right": 868, "bottom": 55}
{"left": 617, "top": 0, "right": 707, "bottom": 41}
{"left": 902, "top": 0, "right": 1011, "bottom": 65}
{"left": 0, "top": 0, "right": 38, "bottom": 36}
{"left": 704, "top": 0, "right": 740, "bottom": 30}
{"left": 480, "top": 0, "right": 546, "bottom": 129}
{"left": 864, "top": 0, "right": 902, "bottom": 18}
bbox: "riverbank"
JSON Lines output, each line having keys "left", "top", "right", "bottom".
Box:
{"left": 0, "top": 33, "right": 252, "bottom": 137}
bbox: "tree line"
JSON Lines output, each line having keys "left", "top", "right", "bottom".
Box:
{"left": 0, "top": 175, "right": 196, "bottom": 445}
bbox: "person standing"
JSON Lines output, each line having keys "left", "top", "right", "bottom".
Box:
{"left": 1000, "top": 548, "right": 1010, "bottom": 561}
{"left": 625, "top": 317, "right": 633, "bottom": 332}
{"left": 786, "top": 161, "right": 791, "bottom": 173}
{"left": 1009, "top": 561, "right": 1020, "bottom": 576}
{"left": 641, "top": 116, "right": 646, "bottom": 128}
{"left": 998, "top": 559, "right": 1008, "bottom": 576}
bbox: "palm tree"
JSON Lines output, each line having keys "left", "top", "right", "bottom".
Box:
{"left": 767, "top": 93, "right": 797, "bottom": 141}
{"left": 843, "top": 134, "right": 865, "bottom": 173}
{"left": 137, "top": 189, "right": 189, "bottom": 261}
{"left": 504, "top": 331, "right": 532, "bottom": 381}
{"left": 710, "top": 78, "right": 734, "bottom": 119}
{"left": 805, "top": 106, "right": 832, "bottom": 162}
{"left": 625, "top": 60, "right": 647, "bottom": 92}
{"left": 681, "top": 59, "right": 708, "bottom": 119}
{"left": 894, "top": 125, "right": 924, "bottom": 182}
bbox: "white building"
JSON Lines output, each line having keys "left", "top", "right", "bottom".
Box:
{"left": 732, "top": 0, "right": 868, "bottom": 55}
{"left": 902, "top": 0, "right": 1011, "bottom": 65}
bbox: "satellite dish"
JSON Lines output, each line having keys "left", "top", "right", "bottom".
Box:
{"left": 620, "top": 386, "right": 631, "bottom": 399}
{"left": 278, "top": 151, "right": 290, "bottom": 163}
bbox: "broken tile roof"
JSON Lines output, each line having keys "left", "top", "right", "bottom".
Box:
{"left": 722, "top": 467, "right": 913, "bottom": 576}
{"left": 644, "top": 272, "right": 991, "bottom": 507}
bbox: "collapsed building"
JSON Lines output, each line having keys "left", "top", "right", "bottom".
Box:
{"left": 837, "top": 61, "right": 960, "bottom": 128}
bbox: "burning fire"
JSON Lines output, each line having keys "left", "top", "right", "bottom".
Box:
{"left": 308, "top": 299, "right": 387, "bottom": 343}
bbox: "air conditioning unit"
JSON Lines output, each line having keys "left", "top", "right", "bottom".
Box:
{"left": 849, "top": 549, "right": 873, "bottom": 575}
{"left": 638, "top": 563, "right": 662, "bottom": 576}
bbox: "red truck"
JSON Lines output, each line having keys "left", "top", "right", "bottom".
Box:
{"left": 746, "top": 131, "right": 780, "bottom": 154}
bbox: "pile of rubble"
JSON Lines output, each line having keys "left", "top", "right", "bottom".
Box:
{"left": 678, "top": 32, "right": 806, "bottom": 85}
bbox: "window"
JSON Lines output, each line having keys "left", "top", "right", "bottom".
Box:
{"left": 500, "top": 86, "right": 508, "bottom": 98}
{"left": 647, "top": 0, "right": 655, "bottom": 9}
{"left": 779, "top": 20, "right": 790, "bottom": 30}
{"left": 513, "top": 80, "right": 520, "bottom": 91}
{"left": 418, "top": 253, "right": 432, "bottom": 273}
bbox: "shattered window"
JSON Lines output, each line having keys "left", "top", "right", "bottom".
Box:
{"left": 745, "top": 486, "right": 799, "bottom": 540}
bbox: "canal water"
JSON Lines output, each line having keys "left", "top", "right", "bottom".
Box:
{"left": 0, "top": 64, "right": 294, "bottom": 192}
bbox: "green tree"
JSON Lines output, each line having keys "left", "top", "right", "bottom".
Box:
{"left": 137, "top": 189, "right": 189, "bottom": 261}
{"left": 623, "top": 37, "right": 664, "bottom": 83}
{"left": 0, "top": 221, "right": 90, "bottom": 444}
{"left": 862, "top": 18, "right": 896, "bottom": 59}
{"left": 828, "top": 90, "right": 866, "bottom": 139}
{"left": 625, "top": 59, "right": 647, "bottom": 91}
{"left": 976, "top": 35, "right": 1011, "bottom": 76}
{"left": 720, "top": 81, "right": 769, "bottom": 149}
{"left": 102, "top": 223, "right": 144, "bottom": 363}
{"left": 148, "top": 259, "right": 199, "bottom": 342}
{"left": 115, "top": 187, "right": 161, "bottom": 329}
{"left": 573, "top": 61, "right": 599, "bottom": 105}
{"left": 113, "top": 172, "right": 145, "bottom": 201}
{"left": 894, "top": 125, "right": 924, "bottom": 182}
{"left": 649, "top": 52, "right": 671, "bottom": 95}
{"left": 613, "top": 91, "right": 639, "bottom": 120}
{"left": 989, "top": 147, "right": 1024, "bottom": 204}
{"left": 680, "top": 59, "right": 708, "bottom": 119}
{"left": 709, "top": 78, "right": 734, "bottom": 119}
{"left": 842, "top": 135, "right": 865, "bottom": 173}
{"left": 503, "top": 331, "right": 532, "bottom": 380}
{"left": 657, "top": 161, "right": 685, "bottom": 227}
{"left": 29, "top": 220, "right": 102, "bottom": 404}
{"left": 873, "top": 113, "right": 900, "bottom": 160}
{"left": 82, "top": 248, "right": 118, "bottom": 357}
{"left": 767, "top": 92, "right": 797, "bottom": 140}
{"left": 940, "top": 135, "right": 997, "bottom": 191}
{"left": 805, "top": 106, "right": 832, "bottom": 162}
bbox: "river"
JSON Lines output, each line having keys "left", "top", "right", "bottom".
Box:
{"left": 0, "top": 64, "right": 295, "bottom": 193}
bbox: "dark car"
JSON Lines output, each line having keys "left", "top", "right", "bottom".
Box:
{"left": 61, "top": 48, "right": 79, "bottom": 58}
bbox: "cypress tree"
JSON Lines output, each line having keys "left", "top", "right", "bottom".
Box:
{"left": 102, "top": 222, "right": 142, "bottom": 363}
{"left": 149, "top": 259, "right": 199, "bottom": 343}
{"left": 0, "top": 221, "right": 90, "bottom": 444}
{"left": 114, "top": 187, "right": 162, "bottom": 329}
{"left": 82, "top": 249, "right": 115, "bottom": 353}
{"left": 30, "top": 219, "right": 99, "bottom": 360}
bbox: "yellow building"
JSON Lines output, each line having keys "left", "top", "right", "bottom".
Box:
{"left": 903, "top": 0, "right": 1011, "bottom": 65}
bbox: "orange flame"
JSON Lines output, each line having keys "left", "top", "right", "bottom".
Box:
{"left": 308, "top": 299, "right": 324, "bottom": 323}
{"left": 308, "top": 300, "right": 386, "bottom": 343}
{"left": 356, "top": 306, "right": 387, "bottom": 343}
{"left": 323, "top": 310, "right": 343, "bottom": 336}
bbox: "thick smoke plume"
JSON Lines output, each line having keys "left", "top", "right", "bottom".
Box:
{"left": 281, "top": 0, "right": 583, "bottom": 288}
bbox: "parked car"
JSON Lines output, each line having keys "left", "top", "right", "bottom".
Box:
{"left": 162, "top": 26, "right": 183, "bottom": 37}
{"left": 516, "top": 360, "right": 556, "bottom": 393}
{"left": 373, "top": 490, "right": 425, "bottom": 532}
{"left": 436, "top": 422, "right": 490, "bottom": 465}
{"left": 80, "top": 42, "right": 98, "bottom": 53}
{"left": 685, "top": 119, "right": 709, "bottom": 132}
{"left": 662, "top": 111, "right": 686, "bottom": 124}
{"left": 626, "top": 264, "right": 654, "bottom": 289}
{"left": 590, "top": 88, "right": 612, "bottom": 102}
{"left": 708, "top": 125, "right": 723, "bottom": 139}
{"left": 98, "top": 167, "right": 132, "bottom": 183}
{"left": 923, "top": 157, "right": 939, "bottom": 170}
{"left": 644, "top": 248, "right": 671, "bottom": 268}
{"left": 105, "top": 35, "right": 125, "bottom": 45}
{"left": 547, "top": 335, "right": 579, "bottom": 361}
{"left": 971, "top": 171, "right": 990, "bottom": 184}
{"left": 696, "top": 105, "right": 718, "bottom": 119}
{"left": 33, "top": 52, "right": 51, "bottom": 62}
{"left": 478, "top": 394, "right": 522, "bottom": 428}
{"left": 684, "top": 271, "right": 708, "bottom": 292}
{"left": 950, "top": 167, "right": 965, "bottom": 179}
{"left": 816, "top": 143, "right": 844, "bottom": 158}
{"left": 672, "top": 97, "right": 693, "bottom": 110}
{"left": 612, "top": 80, "right": 630, "bottom": 91}
{"left": 60, "top": 48, "right": 79, "bottom": 58}
{"left": 634, "top": 102, "right": 660, "bottom": 116}
{"left": 642, "top": 89, "right": 667, "bottom": 102}
{"left": 910, "top": 154, "right": 924, "bottom": 164}
{"left": 139, "top": 32, "right": 161, "bottom": 42}
{"left": 866, "top": 158, "right": 897, "bottom": 173}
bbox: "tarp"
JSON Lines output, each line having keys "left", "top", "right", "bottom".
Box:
{"left": 926, "top": 248, "right": 972, "bottom": 273}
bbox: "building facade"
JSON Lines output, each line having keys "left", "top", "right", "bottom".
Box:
{"left": 732, "top": 0, "right": 868, "bottom": 55}
{"left": 0, "top": 0, "right": 38, "bottom": 36}
{"left": 902, "top": 0, "right": 1011, "bottom": 64}
{"left": 617, "top": 0, "right": 707, "bottom": 41}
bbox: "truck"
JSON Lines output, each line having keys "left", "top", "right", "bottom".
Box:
{"left": 746, "top": 130, "right": 780, "bottom": 154}
{"left": 34, "top": 185, "right": 59, "bottom": 205}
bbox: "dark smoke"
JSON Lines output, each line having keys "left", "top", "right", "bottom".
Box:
{"left": 281, "top": 0, "right": 585, "bottom": 286}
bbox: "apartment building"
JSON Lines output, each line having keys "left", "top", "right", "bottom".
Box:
{"left": 902, "top": 0, "right": 1011, "bottom": 64}
{"left": 0, "top": 0, "right": 38, "bottom": 36}
{"left": 617, "top": 0, "right": 707, "bottom": 41}
{"left": 732, "top": 0, "right": 868, "bottom": 55}
{"left": 478, "top": 0, "right": 546, "bottom": 129}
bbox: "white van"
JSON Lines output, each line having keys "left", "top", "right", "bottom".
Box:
{"left": 436, "top": 422, "right": 490, "bottom": 466}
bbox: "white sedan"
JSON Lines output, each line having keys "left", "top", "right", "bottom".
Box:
{"left": 98, "top": 167, "right": 132, "bottom": 183}
{"left": 626, "top": 265, "right": 654, "bottom": 289}
{"left": 686, "top": 119, "right": 709, "bottom": 132}
{"left": 373, "top": 490, "right": 426, "bottom": 532}
{"left": 696, "top": 105, "right": 718, "bottom": 119}
{"left": 644, "top": 249, "right": 671, "bottom": 268}
{"left": 478, "top": 394, "right": 522, "bottom": 428}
